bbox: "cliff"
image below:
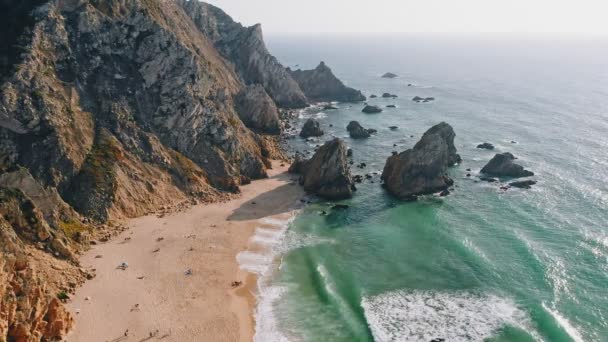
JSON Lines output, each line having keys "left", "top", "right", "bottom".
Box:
{"left": 0, "top": 0, "right": 319, "bottom": 340}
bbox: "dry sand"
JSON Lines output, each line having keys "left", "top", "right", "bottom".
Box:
{"left": 66, "top": 163, "right": 304, "bottom": 342}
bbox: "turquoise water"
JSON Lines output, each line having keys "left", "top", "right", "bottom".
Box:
{"left": 258, "top": 34, "right": 608, "bottom": 341}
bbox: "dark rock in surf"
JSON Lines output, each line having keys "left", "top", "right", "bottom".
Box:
{"left": 299, "top": 118, "right": 324, "bottom": 138}
{"left": 289, "top": 138, "right": 355, "bottom": 200}
{"left": 381, "top": 122, "right": 460, "bottom": 200}
{"left": 477, "top": 142, "right": 495, "bottom": 150}
{"left": 381, "top": 72, "right": 398, "bottom": 79}
{"left": 509, "top": 180, "right": 537, "bottom": 189}
{"left": 481, "top": 153, "right": 534, "bottom": 178}
{"left": 362, "top": 105, "right": 383, "bottom": 114}
{"left": 347, "top": 121, "right": 376, "bottom": 139}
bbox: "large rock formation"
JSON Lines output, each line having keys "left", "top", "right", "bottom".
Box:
{"left": 178, "top": 0, "right": 308, "bottom": 108}
{"left": 235, "top": 84, "right": 281, "bottom": 134}
{"left": 288, "top": 62, "right": 366, "bottom": 103}
{"left": 418, "top": 122, "right": 462, "bottom": 166}
{"left": 381, "top": 123, "right": 460, "bottom": 200}
{"left": 481, "top": 153, "right": 534, "bottom": 178}
{"left": 0, "top": 1, "right": 319, "bottom": 339}
{"left": 288, "top": 139, "right": 355, "bottom": 199}
{"left": 299, "top": 119, "right": 324, "bottom": 138}
{"left": 347, "top": 121, "right": 376, "bottom": 139}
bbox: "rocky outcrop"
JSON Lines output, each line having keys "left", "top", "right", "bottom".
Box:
{"left": 235, "top": 84, "right": 281, "bottom": 134}
{"left": 288, "top": 62, "right": 366, "bottom": 103}
{"left": 382, "top": 72, "right": 398, "bottom": 78}
{"left": 347, "top": 121, "right": 375, "bottom": 139}
{"left": 299, "top": 119, "right": 324, "bottom": 138}
{"left": 288, "top": 139, "right": 354, "bottom": 199}
{"left": 481, "top": 153, "right": 534, "bottom": 178}
{"left": 362, "top": 105, "right": 383, "bottom": 114}
{"left": 419, "top": 122, "right": 462, "bottom": 166}
{"left": 381, "top": 123, "right": 460, "bottom": 200}
{"left": 509, "top": 180, "right": 537, "bottom": 189}
{"left": 178, "top": 0, "right": 308, "bottom": 108}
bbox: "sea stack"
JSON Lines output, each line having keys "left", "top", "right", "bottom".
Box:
{"left": 289, "top": 138, "right": 355, "bottom": 199}
{"left": 288, "top": 62, "right": 366, "bottom": 103}
{"left": 299, "top": 118, "right": 324, "bottom": 138}
{"left": 347, "top": 121, "right": 376, "bottom": 139}
{"left": 481, "top": 153, "right": 534, "bottom": 178}
{"left": 381, "top": 122, "right": 460, "bottom": 200}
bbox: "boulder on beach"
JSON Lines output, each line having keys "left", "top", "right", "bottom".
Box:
{"left": 381, "top": 122, "right": 460, "bottom": 200}
{"left": 299, "top": 118, "right": 324, "bottom": 138}
{"left": 477, "top": 142, "right": 495, "bottom": 150}
{"left": 382, "top": 72, "right": 398, "bottom": 79}
{"left": 362, "top": 105, "right": 383, "bottom": 114}
{"left": 347, "top": 121, "right": 375, "bottom": 139}
{"left": 481, "top": 153, "right": 534, "bottom": 178}
{"left": 288, "top": 138, "right": 355, "bottom": 200}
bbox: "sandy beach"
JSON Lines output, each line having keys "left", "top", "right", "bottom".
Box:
{"left": 66, "top": 163, "right": 304, "bottom": 342}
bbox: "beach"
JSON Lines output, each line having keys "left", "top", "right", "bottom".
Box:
{"left": 66, "top": 163, "right": 304, "bottom": 342}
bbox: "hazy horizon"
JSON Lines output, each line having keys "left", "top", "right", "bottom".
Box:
{"left": 204, "top": 0, "right": 608, "bottom": 36}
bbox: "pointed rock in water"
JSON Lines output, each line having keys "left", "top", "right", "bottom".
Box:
{"left": 362, "top": 105, "right": 383, "bottom": 114}
{"left": 481, "top": 153, "right": 534, "bottom": 178}
{"left": 288, "top": 61, "right": 366, "bottom": 103}
{"left": 419, "top": 122, "right": 462, "bottom": 166}
{"left": 235, "top": 84, "right": 281, "bottom": 134}
{"left": 288, "top": 139, "right": 355, "bottom": 200}
{"left": 381, "top": 123, "right": 460, "bottom": 200}
{"left": 381, "top": 72, "right": 398, "bottom": 78}
{"left": 299, "top": 119, "right": 324, "bottom": 138}
{"left": 347, "top": 121, "right": 375, "bottom": 139}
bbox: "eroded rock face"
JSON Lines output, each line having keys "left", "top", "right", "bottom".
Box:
{"left": 288, "top": 62, "right": 366, "bottom": 103}
{"left": 289, "top": 139, "right": 354, "bottom": 199}
{"left": 417, "top": 122, "right": 462, "bottom": 166}
{"left": 179, "top": 0, "right": 308, "bottom": 108}
{"left": 481, "top": 153, "right": 534, "bottom": 178}
{"left": 347, "top": 121, "right": 375, "bottom": 139}
{"left": 299, "top": 119, "right": 324, "bottom": 138}
{"left": 381, "top": 123, "right": 460, "bottom": 200}
{"left": 235, "top": 84, "right": 281, "bottom": 134}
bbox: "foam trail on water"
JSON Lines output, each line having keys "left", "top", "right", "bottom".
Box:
{"left": 543, "top": 303, "right": 584, "bottom": 342}
{"left": 362, "top": 290, "right": 540, "bottom": 342}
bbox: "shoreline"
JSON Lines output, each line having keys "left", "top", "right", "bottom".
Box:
{"left": 66, "top": 162, "right": 304, "bottom": 341}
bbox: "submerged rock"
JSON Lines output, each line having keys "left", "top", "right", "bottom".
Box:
{"left": 362, "top": 105, "right": 383, "bottom": 114}
{"left": 481, "top": 153, "right": 534, "bottom": 178}
{"left": 347, "top": 121, "right": 375, "bottom": 139}
{"left": 381, "top": 122, "right": 460, "bottom": 200}
{"left": 389, "top": 126, "right": 399, "bottom": 130}
{"left": 386, "top": 105, "right": 397, "bottom": 108}
{"left": 509, "top": 180, "right": 537, "bottom": 189}
{"left": 476, "top": 142, "right": 495, "bottom": 150}
{"left": 382, "top": 72, "right": 398, "bottom": 78}
{"left": 289, "top": 139, "right": 355, "bottom": 200}
{"left": 288, "top": 62, "right": 366, "bottom": 103}
{"left": 299, "top": 119, "right": 324, "bottom": 138}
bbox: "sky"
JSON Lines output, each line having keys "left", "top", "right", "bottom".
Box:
{"left": 203, "top": 0, "right": 608, "bottom": 35}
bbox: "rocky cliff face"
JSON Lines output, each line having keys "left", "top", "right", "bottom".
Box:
{"left": 178, "top": 0, "right": 308, "bottom": 108}
{"left": 381, "top": 123, "right": 459, "bottom": 200}
{"left": 0, "top": 1, "right": 314, "bottom": 340}
{"left": 288, "top": 62, "right": 366, "bottom": 103}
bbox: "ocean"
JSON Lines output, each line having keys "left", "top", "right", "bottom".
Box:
{"left": 244, "top": 34, "right": 608, "bottom": 342}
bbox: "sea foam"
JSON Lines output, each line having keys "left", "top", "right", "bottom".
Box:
{"left": 361, "top": 290, "right": 539, "bottom": 342}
